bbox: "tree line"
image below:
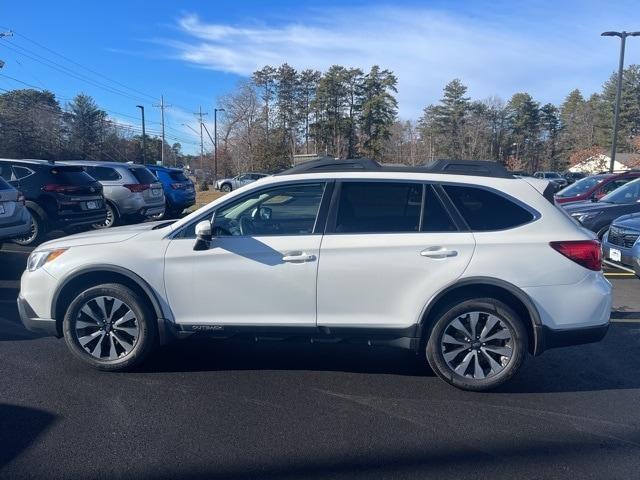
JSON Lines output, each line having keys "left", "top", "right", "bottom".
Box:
{"left": 1, "top": 63, "right": 640, "bottom": 176}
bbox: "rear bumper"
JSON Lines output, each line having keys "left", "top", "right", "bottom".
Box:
{"left": 535, "top": 323, "right": 609, "bottom": 353}
{"left": 54, "top": 208, "right": 108, "bottom": 229}
{"left": 17, "top": 294, "right": 58, "bottom": 336}
{"left": 0, "top": 208, "right": 31, "bottom": 240}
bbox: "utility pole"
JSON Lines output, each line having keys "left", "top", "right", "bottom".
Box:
{"left": 194, "top": 107, "right": 207, "bottom": 171}
{"left": 0, "top": 31, "right": 14, "bottom": 70}
{"left": 154, "top": 95, "right": 171, "bottom": 166}
{"left": 214, "top": 108, "right": 225, "bottom": 184}
{"left": 601, "top": 31, "right": 640, "bottom": 173}
{"left": 136, "top": 105, "right": 146, "bottom": 164}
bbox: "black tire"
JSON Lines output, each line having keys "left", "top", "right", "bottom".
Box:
{"left": 13, "top": 209, "right": 46, "bottom": 246}
{"left": 426, "top": 298, "right": 527, "bottom": 391}
{"left": 93, "top": 202, "right": 119, "bottom": 229}
{"left": 62, "top": 283, "right": 157, "bottom": 371}
{"left": 220, "top": 183, "right": 232, "bottom": 192}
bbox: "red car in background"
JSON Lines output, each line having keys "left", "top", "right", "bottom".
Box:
{"left": 555, "top": 170, "right": 640, "bottom": 204}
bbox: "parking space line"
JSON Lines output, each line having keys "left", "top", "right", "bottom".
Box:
{"left": 610, "top": 318, "right": 640, "bottom": 323}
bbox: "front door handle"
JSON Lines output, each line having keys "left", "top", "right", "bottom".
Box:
{"left": 282, "top": 252, "right": 316, "bottom": 263}
{"left": 420, "top": 247, "right": 458, "bottom": 259}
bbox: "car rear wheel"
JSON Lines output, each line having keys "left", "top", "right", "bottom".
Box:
{"left": 93, "top": 202, "right": 118, "bottom": 229}
{"left": 220, "top": 183, "right": 232, "bottom": 192}
{"left": 13, "top": 209, "right": 46, "bottom": 246}
{"left": 63, "top": 283, "right": 157, "bottom": 371}
{"left": 426, "top": 298, "right": 527, "bottom": 391}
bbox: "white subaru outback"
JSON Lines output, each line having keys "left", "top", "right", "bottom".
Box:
{"left": 18, "top": 159, "right": 612, "bottom": 391}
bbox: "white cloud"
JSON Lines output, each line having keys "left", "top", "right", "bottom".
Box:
{"left": 163, "top": 4, "right": 631, "bottom": 118}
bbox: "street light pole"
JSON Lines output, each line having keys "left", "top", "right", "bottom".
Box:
{"left": 601, "top": 31, "right": 640, "bottom": 173}
{"left": 136, "top": 105, "right": 146, "bottom": 164}
{"left": 214, "top": 108, "right": 225, "bottom": 184}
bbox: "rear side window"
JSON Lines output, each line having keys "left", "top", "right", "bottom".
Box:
{"left": 599, "top": 178, "right": 631, "bottom": 195}
{"left": 335, "top": 182, "right": 421, "bottom": 233}
{"left": 422, "top": 186, "right": 457, "bottom": 232}
{"left": 0, "top": 165, "right": 13, "bottom": 181}
{"left": 86, "top": 166, "right": 121, "bottom": 181}
{"left": 443, "top": 185, "right": 534, "bottom": 231}
{"left": 169, "top": 170, "right": 189, "bottom": 182}
{"left": 129, "top": 167, "right": 157, "bottom": 184}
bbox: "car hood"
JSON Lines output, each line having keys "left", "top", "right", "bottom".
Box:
{"left": 563, "top": 201, "right": 620, "bottom": 214}
{"left": 611, "top": 212, "right": 640, "bottom": 230}
{"left": 38, "top": 221, "right": 170, "bottom": 249}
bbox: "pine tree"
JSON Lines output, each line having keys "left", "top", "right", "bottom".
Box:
{"left": 430, "top": 79, "right": 470, "bottom": 158}
{"left": 358, "top": 65, "right": 397, "bottom": 159}
{"left": 65, "top": 93, "right": 107, "bottom": 160}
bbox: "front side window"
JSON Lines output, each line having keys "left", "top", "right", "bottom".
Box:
{"left": 213, "top": 183, "right": 326, "bottom": 236}
{"left": 599, "top": 178, "right": 632, "bottom": 196}
{"left": 443, "top": 185, "right": 534, "bottom": 231}
{"left": 600, "top": 178, "right": 640, "bottom": 204}
{"left": 335, "top": 182, "right": 422, "bottom": 233}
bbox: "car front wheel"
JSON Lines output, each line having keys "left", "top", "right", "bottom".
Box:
{"left": 62, "top": 283, "right": 157, "bottom": 371}
{"left": 426, "top": 298, "right": 527, "bottom": 391}
{"left": 220, "top": 183, "right": 232, "bottom": 192}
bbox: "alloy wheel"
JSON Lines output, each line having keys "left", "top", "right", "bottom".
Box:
{"left": 13, "top": 216, "right": 38, "bottom": 245}
{"left": 94, "top": 204, "right": 114, "bottom": 229}
{"left": 74, "top": 296, "right": 139, "bottom": 360}
{"left": 440, "top": 311, "right": 514, "bottom": 380}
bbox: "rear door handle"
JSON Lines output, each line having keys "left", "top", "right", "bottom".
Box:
{"left": 282, "top": 252, "right": 316, "bottom": 263}
{"left": 420, "top": 247, "right": 458, "bottom": 259}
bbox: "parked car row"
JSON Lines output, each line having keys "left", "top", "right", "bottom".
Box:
{"left": 553, "top": 171, "right": 640, "bottom": 277}
{"left": 0, "top": 159, "right": 195, "bottom": 246}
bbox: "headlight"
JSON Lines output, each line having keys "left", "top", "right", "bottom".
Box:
{"left": 27, "top": 248, "right": 67, "bottom": 272}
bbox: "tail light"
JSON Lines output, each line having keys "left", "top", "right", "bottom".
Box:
{"left": 550, "top": 240, "right": 602, "bottom": 271}
{"left": 17, "top": 191, "right": 25, "bottom": 205}
{"left": 42, "top": 184, "right": 84, "bottom": 194}
{"left": 124, "top": 184, "right": 151, "bottom": 193}
{"left": 170, "top": 182, "right": 187, "bottom": 190}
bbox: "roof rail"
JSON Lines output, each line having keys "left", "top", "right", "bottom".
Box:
{"left": 277, "top": 157, "right": 381, "bottom": 175}
{"left": 278, "top": 157, "right": 514, "bottom": 179}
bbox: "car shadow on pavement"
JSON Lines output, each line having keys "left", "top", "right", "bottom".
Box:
{"left": 0, "top": 404, "right": 57, "bottom": 469}
{"left": 140, "top": 324, "right": 640, "bottom": 394}
{"left": 143, "top": 338, "right": 432, "bottom": 377}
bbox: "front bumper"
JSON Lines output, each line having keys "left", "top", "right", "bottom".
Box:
{"left": 17, "top": 294, "right": 58, "bottom": 336}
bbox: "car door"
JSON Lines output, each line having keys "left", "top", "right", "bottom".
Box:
{"left": 316, "top": 181, "right": 475, "bottom": 329}
{"left": 164, "top": 181, "right": 329, "bottom": 326}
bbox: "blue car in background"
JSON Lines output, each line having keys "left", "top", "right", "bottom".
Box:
{"left": 602, "top": 212, "right": 640, "bottom": 278}
{"left": 145, "top": 165, "right": 195, "bottom": 218}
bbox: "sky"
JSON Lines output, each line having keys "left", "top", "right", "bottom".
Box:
{"left": 1, "top": 0, "right": 639, "bottom": 154}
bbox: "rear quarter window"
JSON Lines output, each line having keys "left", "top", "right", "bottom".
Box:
{"left": 443, "top": 185, "right": 535, "bottom": 231}
{"left": 0, "top": 176, "right": 11, "bottom": 190}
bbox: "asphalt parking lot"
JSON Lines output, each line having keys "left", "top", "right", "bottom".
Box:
{"left": 1, "top": 245, "right": 640, "bottom": 479}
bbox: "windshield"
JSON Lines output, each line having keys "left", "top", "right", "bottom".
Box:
{"left": 600, "top": 178, "right": 640, "bottom": 204}
{"left": 556, "top": 176, "right": 605, "bottom": 197}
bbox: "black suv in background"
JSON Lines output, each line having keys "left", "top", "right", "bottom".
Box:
{"left": 0, "top": 159, "right": 107, "bottom": 245}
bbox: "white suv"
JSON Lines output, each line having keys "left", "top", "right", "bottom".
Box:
{"left": 18, "top": 159, "right": 612, "bottom": 391}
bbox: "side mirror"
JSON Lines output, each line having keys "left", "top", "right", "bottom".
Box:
{"left": 193, "top": 220, "right": 213, "bottom": 251}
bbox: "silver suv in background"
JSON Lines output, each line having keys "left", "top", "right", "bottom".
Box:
{"left": 63, "top": 161, "right": 165, "bottom": 228}
{"left": 0, "top": 176, "right": 31, "bottom": 244}
{"left": 215, "top": 172, "right": 268, "bottom": 192}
